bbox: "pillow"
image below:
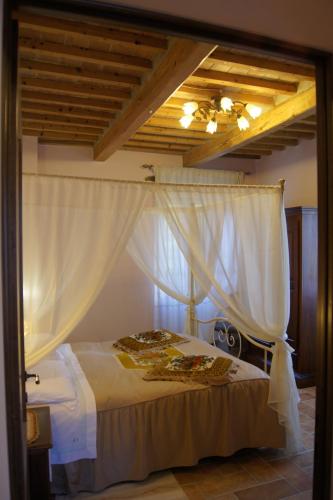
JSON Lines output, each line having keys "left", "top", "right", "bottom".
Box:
{"left": 27, "top": 359, "right": 76, "bottom": 404}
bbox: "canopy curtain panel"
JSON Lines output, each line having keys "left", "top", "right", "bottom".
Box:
{"left": 23, "top": 175, "right": 147, "bottom": 367}
{"left": 22, "top": 173, "right": 300, "bottom": 452}
{"left": 155, "top": 184, "right": 301, "bottom": 452}
{"left": 129, "top": 167, "right": 244, "bottom": 339}
{"left": 127, "top": 206, "right": 210, "bottom": 337}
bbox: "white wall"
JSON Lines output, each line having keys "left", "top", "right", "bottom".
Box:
{"left": 252, "top": 138, "right": 317, "bottom": 208}
{"left": 109, "top": 0, "right": 333, "bottom": 54}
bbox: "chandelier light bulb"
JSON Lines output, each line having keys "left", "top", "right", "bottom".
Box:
{"left": 237, "top": 115, "right": 250, "bottom": 131}
{"left": 179, "top": 115, "right": 194, "bottom": 129}
{"left": 220, "top": 97, "right": 233, "bottom": 112}
{"left": 245, "top": 103, "right": 262, "bottom": 119}
{"left": 206, "top": 119, "right": 218, "bottom": 134}
{"left": 183, "top": 101, "right": 198, "bottom": 116}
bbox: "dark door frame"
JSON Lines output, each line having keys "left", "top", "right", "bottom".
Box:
{"left": 3, "top": 1, "right": 333, "bottom": 499}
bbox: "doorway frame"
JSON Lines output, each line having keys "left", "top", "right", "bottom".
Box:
{"left": 3, "top": 2, "right": 333, "bottom": 498}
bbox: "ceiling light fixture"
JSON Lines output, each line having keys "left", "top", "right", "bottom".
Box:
{"left": 179, "top": 96, "right": 262, "bottom": 134}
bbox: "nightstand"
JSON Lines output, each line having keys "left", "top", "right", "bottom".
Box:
{"left": 27, "top": 406, "right": 53, "bottom": 500}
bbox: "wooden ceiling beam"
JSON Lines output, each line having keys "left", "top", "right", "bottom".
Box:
{"left": 238, "top": 148, "right": 272, "bottom": 156}
{"left": 190, "top": 69, "right": 298, "bottom": 94}
{"left": 122, "top": 146, "right": 184, "bottom": 155}
{"left": 272, "top": 130, "right": 315, "bottom": 140}
{"left": 225, "top": 153, "right": 261, "bottom": 159}
{"left": 154, "top": 106, "right": 233, "bottom": 123}
{"left": 138, "top": 125, "right": 209, "bottom": 139}
{"left": 21, "top": 77, "right": 131, "bottom": 100}
{"left": 176, "top": 85, "right": 274, "bottom": 105}
{"left": 209, "top": 48, "right": 315, "bottom": 79}
{"left": 20, "top": 59, "right": 141, "bottom": 87}
{"left": 22, "top": 121, "right": 104, "bottom": 135}
{"left": 256, "top": 137, "right": 299, "bottom": 146}
{"left": 183, "top": 86, "right": 316, "bottom": 166}
{"left": 22, "top": 129, "right": 98, "bottom": 142}
{"left": 38, "top": 139, "right": 94, "bottom": 147}
{"left": 146, "top": 116, "right": 230, "bottom": 132}
{"left": 284, "top": 122, "right": 317, "bottom": 133}
{"left": 127, "top": 140, "right": 190, "bottom": 151}
{"left": 22, "top": 112, "right": 109, "bottom": 128}
{"left": 21, "top": 90, "right": 123, "bottom": 111}
{"left": 133, "top": 133, "right": 203, "bottom": 146}
{"left": 94, "top": 39, "right": 217, "bottom": 160}
{"left": 15, "top": 11, "right": 168, "bottom": 49}
{"left": 19, "top": 37, "right": 153, "bottom": 71}
{"left": 21, "top": 102, "right": 115, "bottom": 121}
{"left": 248, "top": 142, "right": 285, "bottom": 151}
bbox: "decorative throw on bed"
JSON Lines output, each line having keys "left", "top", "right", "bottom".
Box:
{"left": 116, "top": 346, "right": 182, "bottom": 369}
{"left": 113, "top": 330, "right": 189, "bottom": 354}
{"left": 143, "top": 354, "right": 237, "bottom": 385}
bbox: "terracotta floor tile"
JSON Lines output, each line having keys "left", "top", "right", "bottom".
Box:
{"left": 215, "top": 462, "right": 246, "bottom": 476}
{"left": 181, "top": 482, "right": 206, "bottom": 499}
{"left": 302, "top": 398, "right": 316, "bottom": 409}
{"left": 300, "top": 421, "right": 315, "bottom": 433}
{"left": 198, "top": 469, "right": 257, "bottom": 497}
{"left": 210, "top": 494, "right": 238, "bottom": 500}
{"left": 233, "top": 455, "right": 282, "bottom": 483}
{"left": 290, "top": 451, "right": 313, "bottom": 469}
{"left": 174, "top": 467, "right": 206, "bottom": 485}
{"left": 281, "top": 490, "right": 312, "bottom": 499}
{"left": 298, "top": 402, "right": 316, "bottom": 419}
{"left": 234, "top": 479, "right": 297, "bottom": 499}
{"left": 269, "top": 458, "right": 313, "bottom": 492}
{"left": 257, "top": 447, "right": 290, "bottom": 461}
{"left": 302, "top": 433, "right": 314, "bottom": 451}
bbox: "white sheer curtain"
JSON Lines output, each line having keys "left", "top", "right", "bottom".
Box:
{"left": 146, "top": 167, "right": 244, "bottom": 337}
{"left": 155, "top": 165, "right": 244, "bottom": 184}
{"left": 23, "top": 175, "right": 147, "bottom": 367}
{"left": 155, "top": 184, "right": 301, "bottom": 452}
{"left": 127, "top": 204, "right": 208, "bottom": 336}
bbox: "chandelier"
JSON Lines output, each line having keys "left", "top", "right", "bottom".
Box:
{"left": 179, "top": 96, "right": 262, "bottom": 134}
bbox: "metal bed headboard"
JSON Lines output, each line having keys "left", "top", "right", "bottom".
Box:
{"left": 194, "top": 315, "right": 274, "bottom": 373}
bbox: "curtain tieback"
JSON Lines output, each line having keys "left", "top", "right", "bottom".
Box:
{"left": 272, "top": 337, "right": 294, "bottom": 355}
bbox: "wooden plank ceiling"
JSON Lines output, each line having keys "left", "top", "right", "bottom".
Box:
{"left": 16, "top": 9, "right": 316, "bottom": 165}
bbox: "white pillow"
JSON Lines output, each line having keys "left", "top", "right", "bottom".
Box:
{"left": 27, "top": 359, "right": 76, "bottom": 404}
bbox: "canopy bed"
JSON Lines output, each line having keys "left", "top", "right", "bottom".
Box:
{"left": 23, "top": 170, "right": 301, "bottom": 493}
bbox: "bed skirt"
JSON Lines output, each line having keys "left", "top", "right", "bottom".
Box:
{"left": 52, "top": 379, "right": 285, "bottom": 494}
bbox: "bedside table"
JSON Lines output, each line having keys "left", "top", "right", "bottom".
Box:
{"left": 27, "top": 406, "right": 53, "bottom": 500}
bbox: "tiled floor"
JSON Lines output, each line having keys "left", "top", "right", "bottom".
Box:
{"left": 61, "top": 387, "right": 315, "bottom": 500}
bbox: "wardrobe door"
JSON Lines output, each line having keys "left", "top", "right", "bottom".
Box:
{"left": 286, "top": 210, "right": 301, "bottom": 355}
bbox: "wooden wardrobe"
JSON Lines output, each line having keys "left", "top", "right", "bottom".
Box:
{"left": 286, "top": 206, "right": 317, "bottom": 387}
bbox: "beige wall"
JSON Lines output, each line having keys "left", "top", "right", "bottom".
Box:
{"left": 251, "top": 138, "right": 317, "bottom": 208}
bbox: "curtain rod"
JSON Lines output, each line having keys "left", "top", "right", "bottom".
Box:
{"left": 22, "top": 172, "right": 283, "bottom": 191}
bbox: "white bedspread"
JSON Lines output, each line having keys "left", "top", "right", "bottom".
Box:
{"left": 29, "top": 344, "right": 97, "bottom": 465}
